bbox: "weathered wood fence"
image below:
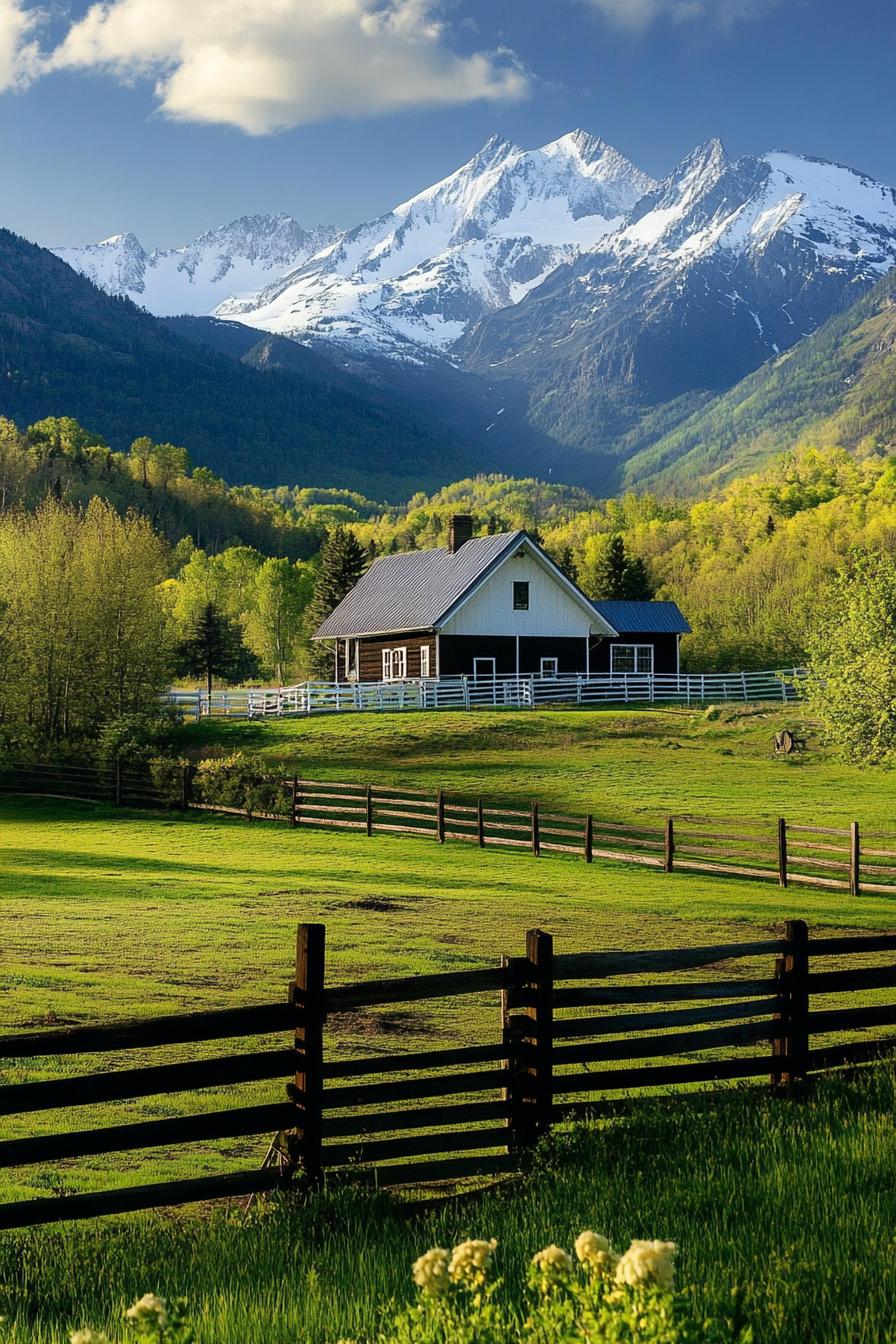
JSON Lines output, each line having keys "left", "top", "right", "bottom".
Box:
{"left": 0, "top": 921, "right": 895, "bottom": 1228}
{"left": 3, "top": 762, "right": 895, "bottom": 897}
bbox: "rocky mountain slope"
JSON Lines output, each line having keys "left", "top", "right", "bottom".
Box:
{"left": 616, "top": 262, "right": 896, "bottom": 493}
{"left": 0, "top": 229, "right": 477, "bottom": 497}
{"left": 228, "top": 130, "right": 654, "bottom": 356}
{"left": 54, "top": 215, "right": 338, "bottom": 316}
{"left": 457, "top": 140, "right": 896, "bottom": 486}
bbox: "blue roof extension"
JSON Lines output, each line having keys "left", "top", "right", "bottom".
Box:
{"left": 592, "top": 600, "right": 691, "bottom": 635}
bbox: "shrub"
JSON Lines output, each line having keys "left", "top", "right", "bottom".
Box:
{"left": 148, "top": 755, "right": 190, "bottom": 805}
{"left": 192, "top": 752, "right": 287, "bottom": 817}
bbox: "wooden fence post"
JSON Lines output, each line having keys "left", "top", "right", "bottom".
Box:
{"left": 584, "top": 813, "right": 593, "bottom": 864}
{"left": 290, "top": 777, "right": 298, "bottom": 829}
{"left": 776, "top": 919, "right": 809, "bottom": 1088}
{"left": 366, "top": 784, "right": 373, "bottom": 837}
{"left": 532, "top": 802, "right": 540, "bottom": 857}
{"left": 436, "top": 788, "right": 445, "bottom": 843}
{"left": 180, "top": 764, "right": 191, "bottom": 812}
{"left": 518, "top": 929, "right": 553, "bottom": 1146}
{"left": 477, "top": 797, "right": 485, "bottom": 848}
{"left": 778, "top": 818, "right": 788, "bottom": 888}
{"left": 292, "top": 923, "right": 325, "bottom": 1182}
{"left": 664, "top": 817, "right": 674, "bottom": 873}
{"left": 850, "top": 821, "right": 860, "bottom": 898}
{"left": 114, "top": 758, "right": 122, "bottom": 807}
{"left": 771, "top": 953, "right": 785, "bottom": 1089}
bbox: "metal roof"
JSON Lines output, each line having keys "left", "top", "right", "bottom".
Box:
{"left": 313, "top": 531, "right": 617, "bottom": 639}
{"left": 313, "top": 532, "right": 524, "bottom": 638}
{"left": 592, "top": 600, "right": 691, "bottom": 635}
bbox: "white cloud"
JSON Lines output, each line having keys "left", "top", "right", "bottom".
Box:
{"left": 45, "top": 0, "right": 529, "bottom": 134}
{"left": 0, "top": 0, "right": 41, "bottom": 91}
{"left": 585, "top": 0, "right": 782, "bottom": 30}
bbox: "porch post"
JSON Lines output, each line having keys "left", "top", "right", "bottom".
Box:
{"left": 585, "top": 634, "right": 590, "bottom": 677}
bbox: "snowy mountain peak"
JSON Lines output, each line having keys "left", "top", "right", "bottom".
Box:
{"left": 224, "top": 129, "right": 655, "bottom": 355}
{"left": 54, "top": 214, "right": 339, "bottom": 316}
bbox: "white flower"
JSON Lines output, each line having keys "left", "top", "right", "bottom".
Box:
{"left": 448, "top": 1237, "right": 497, "bottom": 1288}
{"left": 574, "top": 1230, "right": 619, "bottom": 1275}
{"left": 615, "top": 1239, "right": 676, "bottom": 1290}
{"left": 412, "top": 1247, "right": 451, "bottom": 1296}
{"left": 531, "top": 1244, "right": 573, "bottom": 1292}
{"left": 70, "top": 1331, "right": 110, "bottom": 1344}
{"left": 124, "top": 1293, "right": 169, "bottom": 1330}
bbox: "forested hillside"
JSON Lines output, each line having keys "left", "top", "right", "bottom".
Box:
{"left": 355, "top": 452, "right": 896, "bottom": 671}
{"left": 622, "top": 266, "right": 896, "bottom": 493}
{"left": 0, "top": 230, "right": 476, "bottom": 498}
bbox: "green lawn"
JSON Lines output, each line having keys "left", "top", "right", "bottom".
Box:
{"left": 2, "top": 1066, "right": 896, "bottom": 1344}
{"left": 2, "top": 705, "right": 896, "bottom": 1342}
{"left": 178, "top": 702, "right": 896, "bottom": 829}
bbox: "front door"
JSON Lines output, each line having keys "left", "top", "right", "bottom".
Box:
{"left": 473, "top": 657, "right": 497, "bottom": 682}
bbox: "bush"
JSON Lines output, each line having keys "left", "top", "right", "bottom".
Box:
{"left": 192, "top": 752, "right": 287, "bottom": 817}
{"left": 148, "top": 756, "right": 190, "bottom": 805}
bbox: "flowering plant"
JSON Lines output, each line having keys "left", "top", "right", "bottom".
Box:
{"left": 380, "top": 1231, "right": 753, "bottom": 1344}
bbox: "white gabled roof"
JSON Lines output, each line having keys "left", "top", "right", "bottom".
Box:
{"left": 313, "top": 530, "right": 618, "bottom": 639}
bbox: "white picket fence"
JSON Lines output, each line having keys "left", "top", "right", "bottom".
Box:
{"left": 167, "top": 668, "right": 806, "bottom": 721}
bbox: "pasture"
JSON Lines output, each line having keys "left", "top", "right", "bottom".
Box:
{"left": 2, "top": 704, "right": 895, "bottom": 1341}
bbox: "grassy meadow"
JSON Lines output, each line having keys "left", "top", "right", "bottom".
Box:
{"left": 178, "top": 701, "right": 896, "bottom": 828}
{"left": 2, "top": 703, "right": 896, "bottom": 1341}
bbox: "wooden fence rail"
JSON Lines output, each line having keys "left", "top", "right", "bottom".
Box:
{"left": 1, "top": 920, "right": 896, "bottom": 1228}
{"left": 3, "top": 763, "right": 896, "bottom": 898}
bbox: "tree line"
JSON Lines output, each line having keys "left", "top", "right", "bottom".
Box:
{"left": 3, "top": 411, "right": 896, "bottom": 763}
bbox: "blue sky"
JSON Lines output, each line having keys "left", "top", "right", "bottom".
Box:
{"left": 1, "top": 0, "right": 893, "bottom": 249}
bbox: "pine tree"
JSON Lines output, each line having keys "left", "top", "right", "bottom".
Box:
{"left": 177, "top": 602, "right": 259, "bottom": 697}
{"left": 305, "top": 525, "right": 368, "bottom": 677}
{"left": 579, "top": 533, "right": 655, "bottom": 601}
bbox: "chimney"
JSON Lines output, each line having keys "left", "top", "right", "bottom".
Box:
{"left": 448, "top": 514, "right": 474, "bottom": 553}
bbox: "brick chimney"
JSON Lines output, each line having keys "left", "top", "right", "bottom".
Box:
{"left": 448, "top": 514, "right": 474, "bottom": 553}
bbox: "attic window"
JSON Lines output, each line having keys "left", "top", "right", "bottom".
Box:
{"left": 513, "top": 581, "right": 529, "bottom": 611}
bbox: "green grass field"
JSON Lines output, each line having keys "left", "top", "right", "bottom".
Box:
{"left": 178, "top": 702, "right": 896, "bottom": 828}
{"left": 2, "top": 705, "right": 896, "bottom": 1341}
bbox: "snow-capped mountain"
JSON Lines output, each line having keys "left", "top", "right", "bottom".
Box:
{"left": 223, "top": 130, "right": 655, "bottom": 356}
{"left": 54, "top": 215, "right": 339, "bottom": 316}
{"left": 458, "top": 139, "right": 896, "bottom": 470}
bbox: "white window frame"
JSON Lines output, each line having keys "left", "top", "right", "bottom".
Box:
{"left": 540, "top": 657, "right": 559, "bottom": 678}
{"left": 420, "top": 645, "right": 431, "bottom": 678}
{"left": 473, "top": 657, "right": 497, "bottom": 682}
{"left": 381, "top": 647, "right": 408, "bottom": 681}
{"left": 610, "top": 643, "right": 654, "bottom": 676}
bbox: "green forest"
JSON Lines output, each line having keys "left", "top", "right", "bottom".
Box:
{"left": 3, "top": 410, "right": 896, "bottom": 759}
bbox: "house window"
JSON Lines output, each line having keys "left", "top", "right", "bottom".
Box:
{"left": 381, "top": 647, "right": 408, "bottom": 681}
{"left": 513, "top": 581, "right": 529, "bottom": 610}
{"left": 610, "top": 644, "right": 654, "bottom": 675}
{"left": 420, "top": 645, "right": 431, "bottom": 678}
{"left": 540, "top": 657, "right": 559, "bottom": 678}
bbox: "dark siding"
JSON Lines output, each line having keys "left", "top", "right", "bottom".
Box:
{"left": 590, "top": 633, "right": 679, "bottom": 675}
{"left": 439, "top": 635, "right": 590, "bottom": 676}
{"left": 356, "top": 633, "right": 435, "bottom": 682}
{"left": 438, "top": 635, "right": 517, "bottom": 676}
{"left": 518, "top": 637, "right": 589, "bottom": 674}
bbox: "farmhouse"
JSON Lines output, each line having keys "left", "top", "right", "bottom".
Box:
{"left": 314, "top": 516, "right": 689, "bottom": 683}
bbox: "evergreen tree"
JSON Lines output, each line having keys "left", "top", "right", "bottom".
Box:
{"left": 305, "top": 525, "right": 367, "bottom": 677}
{"left": 177, "top": 602, "right": 259, "bottom": 697}
{"left": 578, "top": 533, "right": 654, "bottom": 601}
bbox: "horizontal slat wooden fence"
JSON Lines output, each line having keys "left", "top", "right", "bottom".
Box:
{"left": 3, "top": 762, "right": 894, "bottom": 898}
{"left": 1, "top": 920, "right": 896, "bottom": 1228}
